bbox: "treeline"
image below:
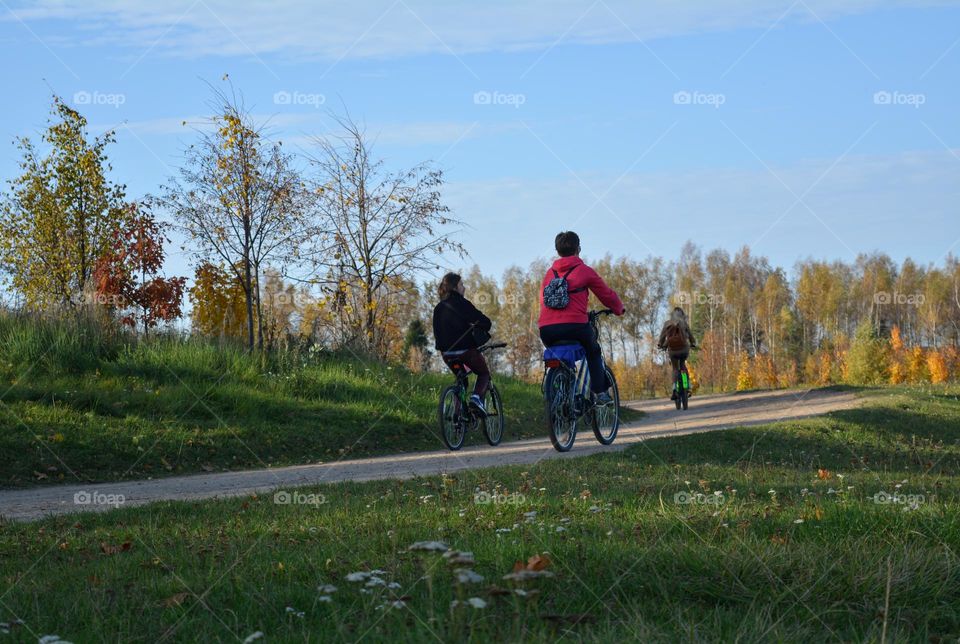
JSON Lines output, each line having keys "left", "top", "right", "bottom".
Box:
{"left": 448, "top": 243, "right": 960, "bottom": 396}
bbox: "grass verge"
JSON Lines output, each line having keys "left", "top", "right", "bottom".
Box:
{"left": 0, "top": 315, "right": 640, "bottom": 487}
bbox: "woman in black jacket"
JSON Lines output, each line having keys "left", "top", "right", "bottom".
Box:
{"left": 432, "top": 272, "right": 493, "bottom": 414}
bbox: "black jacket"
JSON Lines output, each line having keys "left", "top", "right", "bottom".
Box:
{"left": 432, "top": 292, "right": 492, "bottom": 352}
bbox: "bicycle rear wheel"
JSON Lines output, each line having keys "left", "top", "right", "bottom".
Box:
{"left": 591, "top": 367, "right": 620, "bottom": 444}
{"left": 544, "top": 368, "right": 577, "bottom": 452}
{"left": 482, "top": 384, "right": 504, "bottom": 446}
{"left": 439, "top": 385, "right": 466, "bottom": 450}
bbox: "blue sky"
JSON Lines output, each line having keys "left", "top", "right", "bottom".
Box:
{"left": 1, "top": 0, "right": 958, "bottom": 283}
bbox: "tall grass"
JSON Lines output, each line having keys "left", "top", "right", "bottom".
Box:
{"left": 0, "top": 310, "right": 126, "bottom": 373}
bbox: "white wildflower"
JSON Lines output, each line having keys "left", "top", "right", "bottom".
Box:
{"left": 454, "top": 569, "right": 485, "bottom": 584}
{"left": 408, "top": 541, "right": 449, "bottom": 552}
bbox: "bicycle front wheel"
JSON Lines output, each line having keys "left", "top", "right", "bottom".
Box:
{"left": 544, "top": 368, "right": 577, "bottom": 452}
{"left": 439, "top": 385, "right": 466, "bottom": 450}
{"left": 591, "top": 367, "right": 620, "bottom": 445}
{"left": 482, "top": 385, "right": 504, "bottom": 446}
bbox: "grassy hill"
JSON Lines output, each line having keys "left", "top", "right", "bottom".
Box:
{"left": 0, "top": 314, "right": 640, "bottom": 487}
{"left": 1, "top": 386, "right": 959, "bottom": 641}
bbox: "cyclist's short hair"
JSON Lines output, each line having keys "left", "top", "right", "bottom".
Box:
{"left": 555, "top": 231, "right": 580, "bottom": 257}
{"left": 438, "top": 272, "right": 462, "bottom": 300}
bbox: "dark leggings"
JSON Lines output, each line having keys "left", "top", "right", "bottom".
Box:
{"left": 669, "top": 349, "right": 689, "bottom": 385}
{"left": 442, "top": 349, "right": 490, "bottom": 398}
{"left": 540, "top": 323, "right": 609, "bottom": 393}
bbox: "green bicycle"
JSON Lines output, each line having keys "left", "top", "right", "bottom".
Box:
{"left": 437, "top": 342, "right": 507, "bottom": 451}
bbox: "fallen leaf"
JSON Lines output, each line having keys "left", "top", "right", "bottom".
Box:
{"left": 99, "top": 541, "right": 132, "bottom": 555}
{"left": 162, "top": 592, "right": 190, "bottom": 608}
{"left": 527, "top": 554, "right": 551, "bottom": 572}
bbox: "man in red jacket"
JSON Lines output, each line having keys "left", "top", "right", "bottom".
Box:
{"left": 538, "top": 231, "right": 625, "bottom": 403}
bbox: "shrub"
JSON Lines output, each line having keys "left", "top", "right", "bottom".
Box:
{"left": 844, "top": 321, "right": 890, "bottom": 385}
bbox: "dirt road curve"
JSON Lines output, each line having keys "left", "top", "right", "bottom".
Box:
{"left": 0, "top": 389, "right": 860, "bottom": 522}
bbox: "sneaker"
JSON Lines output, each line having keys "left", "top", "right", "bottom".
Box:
{"left": 469, "top": 394, "right": 488, "bottom": 416}
{"left": 594, "top": 391, "right": 613, "bottom": 405}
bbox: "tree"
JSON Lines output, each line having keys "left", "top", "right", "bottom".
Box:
{"left": 190, "top": 262, "right": 248, "bottom": 340}
{"left": 305, "top": 113, "right": 464, "bottom": 358}
{"left": 93, "top": 204, "right": 186, "bottom": 334}
{"left": 160, "top": 81, "right": 308, "bottom": 350}
{"left": 845, "top": 320, "right": 890, "bottom": 385}
{"left": 0, "top": 96, "right": 128, "bottom": 309}
{"left": 402, "top": 318, "right": 431, "bottom": 372}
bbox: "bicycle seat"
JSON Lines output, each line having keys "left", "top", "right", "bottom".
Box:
{"left": 543, "top": 343, "right": 585, "bottom": 366}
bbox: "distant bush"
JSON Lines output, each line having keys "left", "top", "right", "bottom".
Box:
{"left": 844, "top": 321, "right": 890, "bottom": 385}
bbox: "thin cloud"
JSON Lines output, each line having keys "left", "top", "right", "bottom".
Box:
{"left": 5, "top": 0, "right": 957, "bottom": 61}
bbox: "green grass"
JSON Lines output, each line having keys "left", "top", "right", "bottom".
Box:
{"left": 2, "top": 386, "right": 959, "bottom": 642}
{"left": 0, "top": 314, "right": 641, "bottom": 487}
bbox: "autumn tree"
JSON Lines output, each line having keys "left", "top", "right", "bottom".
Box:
{"left": 159, "top": 81, "right": 309, "bottom": 350}
{"left": 845, "top": 320, "right": 890, "bottom": 385}
{"left": 190, "top": 262, "right": 248, "bottom": 340}
{"left": 0, "top": 96, "right": 129, "bottom": 309}
{"left": 93, "top": 204, "right": 186, "bottom": 334}
{"left": 305, "top": 113, "right": 464, "bottom": 358}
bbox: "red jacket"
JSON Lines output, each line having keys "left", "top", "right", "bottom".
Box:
{"left": 538, "top": 256, "right": 625, "bottom": 327}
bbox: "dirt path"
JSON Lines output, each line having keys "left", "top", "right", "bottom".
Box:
{"left": 0, "top": 388, "right": 860, "bottom": 522}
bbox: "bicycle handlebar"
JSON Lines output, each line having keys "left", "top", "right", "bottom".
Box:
{"left": 589, "top": 309, "right": 615, "bottom": 318}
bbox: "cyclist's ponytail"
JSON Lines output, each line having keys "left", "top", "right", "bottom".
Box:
{"left": 438, "top": 273, "right": 462, "bottom": 300}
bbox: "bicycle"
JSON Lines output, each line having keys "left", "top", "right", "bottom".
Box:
{"left": 661, "top": 347, "right": 696, "bottom": 411}
{"left": 437, "top": 342, "right": 507, "bottom": 451}
{"left": 541, "top": 309, "right": 620, "bottom": 452}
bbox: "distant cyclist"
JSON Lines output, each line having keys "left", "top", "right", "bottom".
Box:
{"left": 538, "top": 231, "right": 625, "bottom": 404}
{"left": 433, "top": 272, "right": 493, "bottom": 415}
{"left": 657, "top": 306, "right": 697, "bottom": 400}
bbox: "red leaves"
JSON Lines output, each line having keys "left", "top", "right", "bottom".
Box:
{"left": 513, "top": 553, "right": 551, "bottom": 573}
{"left": 93, "top": 202, "right": 186, "bottom": 332}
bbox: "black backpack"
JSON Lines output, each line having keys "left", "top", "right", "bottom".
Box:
{"left": 543, "top": 266, "right": 586, "bottom": 310}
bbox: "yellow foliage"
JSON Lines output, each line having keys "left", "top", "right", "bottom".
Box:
{"left": 736, "top": 353, "right": 754, "bottom": 391}
{"left": 928, "top": 351, "right": 949, "bottom": 384}
{"left": 907, "top": 346, "right": 929, "bottom": 383}
{"left": 889, "top": 361, "right": 907, "bottom": 384}
{"left": 818, "top": 351, "right": 833, "bottom": 385}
